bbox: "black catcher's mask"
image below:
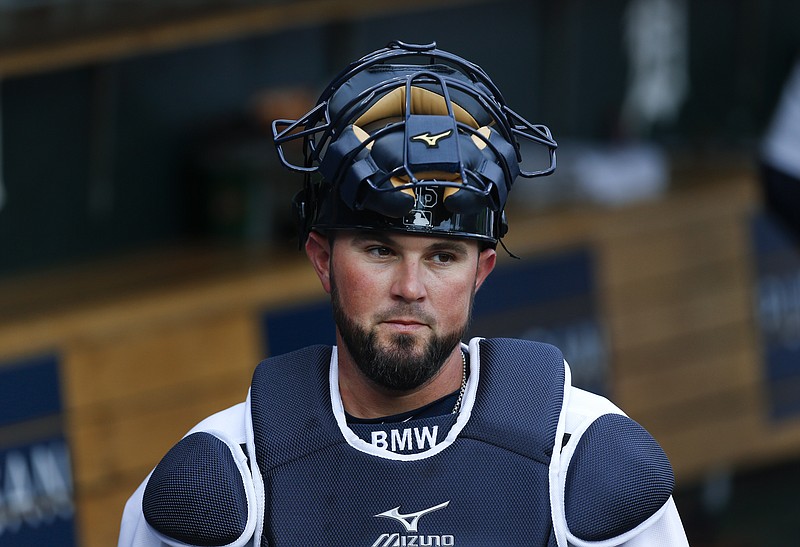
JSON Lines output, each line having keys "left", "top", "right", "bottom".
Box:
{"left": 272, "top": 40, "right": 557, "bottom": 246}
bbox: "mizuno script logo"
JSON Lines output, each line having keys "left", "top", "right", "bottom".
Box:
{"left": 375, "top": 501, "right": 450, "bottom": 532}
{"left": 411, "top": 130, "right": 453, "bottom": 147}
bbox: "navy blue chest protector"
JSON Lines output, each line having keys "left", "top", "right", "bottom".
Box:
{"left": 250, "top": 338, "right": 565, "bottom": 546}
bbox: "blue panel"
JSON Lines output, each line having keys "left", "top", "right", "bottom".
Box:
{"left": 473, "top": 247, "right": 595, "bottom": 316}
{"left": 752, "top": 213, "right": 798, "bottom": 256}
{"left": 471, "top": 247, "right": 607, "bottom": 394}
{"left": 763, "top": 346, "right": 800, "bottom": 383}
{"left": 0, "top": 439, "right": 76, "bottom": 546}
{"left": 261, "top": 300, "right": 336, "bottom": 357}
{"left": 0, "top": 518, "right": 76, "bottom": 547}
{"left": 0, "top": 354, "right": 76, "bottom": 546}
{"left": 0, "top": 353, "right": 62, "bottom": 429}
{"left": 751, "top": 213, "right": 800, "bottom": 421}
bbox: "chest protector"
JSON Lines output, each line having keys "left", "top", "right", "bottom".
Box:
{"left": 250, "top": 338, "right": 565, "bottom": 546}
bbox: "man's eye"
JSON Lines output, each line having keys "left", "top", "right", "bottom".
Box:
{"left": 368, "top": 246, "right": 392, "bottom": 257}
{"left": 432, "top": 253, "right": 454, "bottom": 264}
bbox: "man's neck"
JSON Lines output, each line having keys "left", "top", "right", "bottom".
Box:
{"left": 337, "top": 345, "right": 465, "bottom": 420}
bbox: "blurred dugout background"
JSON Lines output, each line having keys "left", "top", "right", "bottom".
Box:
{"left": 0, "top": 1, "right": 799, "bottom": 545}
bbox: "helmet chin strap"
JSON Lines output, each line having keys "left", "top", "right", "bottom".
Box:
{"left": 498, "top": 238, "right": 520, "bottom": 260}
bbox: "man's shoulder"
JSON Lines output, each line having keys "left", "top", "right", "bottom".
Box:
{"left": 472, "top": 337, "right": 565, "bottom": 373}
{"left": 141, "top": 427, "right": 257, "bottom": 547}
{"left": 187, "top": 402, "right": 248, "bottom": 441}
{"left": 252, "top": 345, "right": 332, "bottom": 384}
{"left": 476, "top": 336, "right": 562, "bottom": 353}
{"left": 255, "top": 344, "right": 332, "bottom": 366}
{"left": 139, "top": 401, "right": 256, "bottom": 547}
{"left": 559, "top": 388, "right": 675, "bottom": 543}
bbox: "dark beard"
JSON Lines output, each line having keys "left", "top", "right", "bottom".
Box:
{"left": 331, "top": 281, "right": 471, "bottom": 392}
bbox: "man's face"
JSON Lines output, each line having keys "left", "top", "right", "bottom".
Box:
{"left": 316, "top": 231, "right": 495, "bottom": 392}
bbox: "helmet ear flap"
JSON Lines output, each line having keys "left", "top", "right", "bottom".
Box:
{"left": 321, "top": 125, "right": 418, "bottom": 218}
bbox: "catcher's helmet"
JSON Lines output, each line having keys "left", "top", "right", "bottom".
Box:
{"left": 272, "top": 40, "right": 557, "bottom": 246}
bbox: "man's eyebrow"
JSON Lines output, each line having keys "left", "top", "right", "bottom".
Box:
{"left": 427, "top": 241, "right": 470, "bottom": 255}
{"left": 349, "top": 233, "right": 470, "bottom": 254}
{"left": 350, "top": 232, "right": 395, "bottom": 246}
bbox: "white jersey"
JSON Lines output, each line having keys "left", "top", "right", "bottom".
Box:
{"left": 762, "top": 57, "right": 800, "bottom": 179}
{"left": 118, "top": 339, "right": 689, "bottom": 547}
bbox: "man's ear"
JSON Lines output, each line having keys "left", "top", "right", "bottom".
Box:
{"left": 305, "top": 231, "right": 332, "bottom": 294}
{"left": 474, "top": 247, "right": 497, "bottom": 293}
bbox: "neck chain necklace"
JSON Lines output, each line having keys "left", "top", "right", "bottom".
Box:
{"left": 452, "top": 350, "right": 468, "bottom": 414}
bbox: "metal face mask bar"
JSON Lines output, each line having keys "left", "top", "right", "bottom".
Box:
{"left": 272, "top": 40, "right": 557, "bottom": 245}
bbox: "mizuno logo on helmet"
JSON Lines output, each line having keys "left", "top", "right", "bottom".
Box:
{"left": 411, "top": 130, "right": 453, "bottom": 147}
{"left": 375, "top": 501, "right": 450, "bottom": 532}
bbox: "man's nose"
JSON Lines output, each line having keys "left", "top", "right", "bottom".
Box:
{"left": 391, "top": 261, "right": 427, "bottom": 302}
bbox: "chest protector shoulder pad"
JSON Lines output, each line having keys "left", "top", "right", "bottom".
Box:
{"left": 563, "top": 413, "right": 675, "bottom": 543}
{"left": 142, "top": 431, "right": 255, "bottom": 547}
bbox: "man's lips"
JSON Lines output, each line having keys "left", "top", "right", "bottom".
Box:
{"left": 382, "top": 319, "right": 428, "bottom": 331}
{"left": 376, "top": 307, "right": 435, "bottom": 331}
